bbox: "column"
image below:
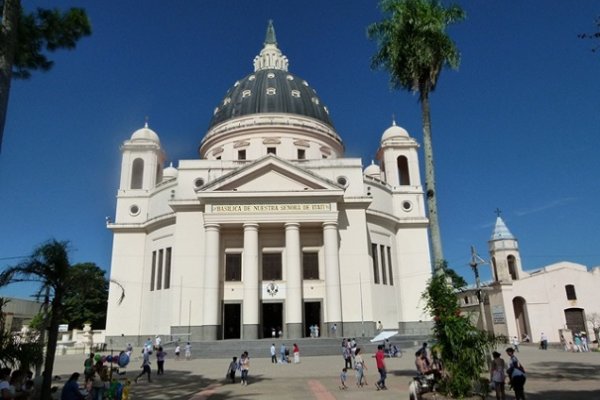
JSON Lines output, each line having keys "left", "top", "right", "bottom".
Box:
{"left": 323, "top": 221, "right": 342, "bottom": 336}
{"left": 242, "top": 223, "right": 260, "bottom": 339}
{"left": 202, "top": 223, "right": 220, "bottom": 340}
{"left": 285, "top": 222, "right": 303, "bottom": 338}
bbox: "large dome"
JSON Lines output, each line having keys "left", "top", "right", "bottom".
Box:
{"left": 207, "top": 20, "right": 334, "bottom": 131}
{"left": 208, "top": 69, "right": 334, "bottom": 129}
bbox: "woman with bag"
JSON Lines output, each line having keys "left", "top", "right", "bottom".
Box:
{"left": 506, "top": 347, "right": 526, "bottom": 400}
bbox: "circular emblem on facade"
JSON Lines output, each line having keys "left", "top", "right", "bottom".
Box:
{"left": 266, "top": 282, "right": 279, "bottom": 297}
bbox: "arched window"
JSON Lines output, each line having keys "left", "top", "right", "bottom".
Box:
{"left": 565, "top": 284, "right": 577, "bottom": 300}
{"left": 131, "top": 158, "right": 144, "bottom": 189}
{"left": 507, "top": 255, "right": 517, "bottom": 280}
{"left": 397, "top": 155, "right": 410, "bottom": 185}
{"left": 156, "top": 164, "right": 162, "bottom": 183}
{"left": 491, "top": 257, "right": 498, "bottom": 281}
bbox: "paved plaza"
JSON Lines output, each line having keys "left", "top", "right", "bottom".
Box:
{"left": 51, "top": 344, "right": 600, "bottom": 399}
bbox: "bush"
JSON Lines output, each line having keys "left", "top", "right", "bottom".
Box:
{"left": 423, "top": 270, "right": 499, "bottom": 398}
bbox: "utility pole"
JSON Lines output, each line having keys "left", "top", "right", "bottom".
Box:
{"left": 469, "top": 245, "right": 488, "bottom": 332}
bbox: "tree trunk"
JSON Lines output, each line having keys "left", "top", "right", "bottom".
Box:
{"left": 420, "top": 88, "right": 444, "bottom": 272}
{"left": 41, "top": 295, "right": 62, "bottom": 400}
{"left": 0, "top": 0, "right": 20, "bottom": 152}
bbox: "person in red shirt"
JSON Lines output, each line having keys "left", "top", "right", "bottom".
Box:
{"left": 375, "top": 344, "right": 387, "bottom": 390}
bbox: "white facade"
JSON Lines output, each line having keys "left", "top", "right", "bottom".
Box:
{"left": 105, "top": 24, "right": 432, "bottom": 344}
{"left": 461, "top": 216, "right": 600, "bottom": 344}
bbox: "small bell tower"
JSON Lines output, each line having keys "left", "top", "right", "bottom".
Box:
{"left": 119, "top": 122, "right": 165, "bottom": 192}
{"left": 488, "top": 212, "right": 523, "bottom": 283}
{"left": 376, "top": 119, "right": 421, "bottom": 189}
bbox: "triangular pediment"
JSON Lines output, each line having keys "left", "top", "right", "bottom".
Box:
{"left": 197, "top": 155, "right": 343, "bottom": 195}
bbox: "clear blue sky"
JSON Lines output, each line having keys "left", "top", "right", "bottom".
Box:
{"left": 1, "top": 1, "right": 599, "bottom": 298}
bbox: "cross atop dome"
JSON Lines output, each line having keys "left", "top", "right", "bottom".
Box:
{"left": 265, "top": 19, "right": 277, "bottom": 45}
{"left": 253, "top": 20, "right": 289, "bottom": 72}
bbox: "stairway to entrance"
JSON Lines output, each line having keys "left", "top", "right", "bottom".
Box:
{"left": 162, "top": 334, "right": 430, "bottom": 359}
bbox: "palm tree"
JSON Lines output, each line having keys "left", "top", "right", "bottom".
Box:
{"left": 0, "top": 240, "right": 72, "bottom": 400}
{"left": 368, "top": 0, "right": 465, "bottom": 271}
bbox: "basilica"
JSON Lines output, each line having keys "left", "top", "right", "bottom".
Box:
{"left": 105, "top": 22, "right": 432, "bottom": 345}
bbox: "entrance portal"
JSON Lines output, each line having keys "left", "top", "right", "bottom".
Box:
{"left": 223, "top": 303, "right": 241, "bottom": 339}
{"left": 304, "top": 301, "right": 321, "bottom": 337}
{"left": 262, "top": 302, "right": 283, "bottom": 339}
{"left": 512, "top": 297, "right": 530, "bottom": 339}
{"left": 565, "top": 308, "right": 587, "bottom": 335}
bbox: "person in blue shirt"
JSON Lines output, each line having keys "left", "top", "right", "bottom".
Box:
{"left": 61, "top": 372, "right": 84, "bottom": 400}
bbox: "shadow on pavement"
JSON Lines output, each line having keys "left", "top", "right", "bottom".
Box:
{"left": 526, "top": 389, "right": 600, "bottom": 400}
{"left": 123, "top": 370, "right": 272, "bottom": 400}
{"left": 527, "top": 361, "right": 600, "bottom": 381}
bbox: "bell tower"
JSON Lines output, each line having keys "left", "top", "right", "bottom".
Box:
{"left": 376, "top": 120, "right": 421, "bottom": 189}
{"left": 119, "top": 123, "right": 165, "bottom": 192}
{"left": 488, "top": 214, "right": 523, "bottom": 283}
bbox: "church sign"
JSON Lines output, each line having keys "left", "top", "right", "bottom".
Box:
{"left": 492, "top": 305, "right": 506, "bottom": 324}
{"left": 210, "top": 203, "right": 331, "bottom": 213}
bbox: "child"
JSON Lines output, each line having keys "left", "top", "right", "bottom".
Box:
{"left": 226, "top": 357, "right": 238, "bottom": 383}
{"left": 184, "top": 342, "right": 192, "bottom": 360}
{"left": 175, "top": 344, "right": 181, "bottom": 361}
{"left": 339, "top": 367, "right": 348, "bottom": 390}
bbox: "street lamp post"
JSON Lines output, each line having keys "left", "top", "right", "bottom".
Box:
{"left": 469, "top": 245, "right": 488, "bottom": 332}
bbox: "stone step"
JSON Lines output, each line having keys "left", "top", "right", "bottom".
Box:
{"left": 137, "top": 334, "right": 431, "bottom": 359}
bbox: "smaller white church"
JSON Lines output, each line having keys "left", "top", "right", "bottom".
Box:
{"left": 461, "top": 216, "right": 600, "bottom": 345}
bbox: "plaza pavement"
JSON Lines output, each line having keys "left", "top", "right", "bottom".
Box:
{"left": 51, "top": 344, "right": 600, "bottom": 399}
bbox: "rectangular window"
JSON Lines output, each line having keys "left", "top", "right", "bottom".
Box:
{"left": 238, "top": 150, "right": 246, "bottom": 160}
{"left": 380, "top": 245, "right": 387, "bottom": 285}
{"left": 157, "top": 249, "right": 164, "bottom": 290}
{"left": 371, "top": 243, "right": 380, "bottom": 284}
{"left": 297, "top": 149, "right": 306, "bottom": 160}
{"left": 565, "top": 284, "right": 577, "bottom": 300}
{"left": 164, "top": 247, "right": 172, "bottom": 289}
{"left": 267, "top": 147, "right": 277, "bottom": 155}
{"left": 225, "top": 253, "right": 242, "bottom": 281}
{"left": 303, "top": 252, "right": 319, "bottom": 280}
{"left": 262, "top": 253, "right": 282, "bottom": 280}
{"left": 387, "top": 246, "right": 393, "bottom": 286}
{"left": 150, "top": 251, "right": 156, "bottom": 291}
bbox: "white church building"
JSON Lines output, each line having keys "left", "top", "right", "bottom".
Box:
{"left": 105, "top": 22, "right": 433, "bottom": 344}
{"left": 461, "top": 216, "right": 600, "bottom": 346}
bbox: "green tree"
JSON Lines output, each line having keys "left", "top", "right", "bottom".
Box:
{"left": 0, "top": 239, "right": 73, "bottom": 400}
{"left": 0, "top": 0, "right": 91, "bottom": 151}
{"left": 63, "top": 262, "right": 108, "bottom": 330}
{"left": 0, "top": 297, "right": 44, "bottom": 370}
{"left": 423, "top": 269, "right": 498, "bottom": 397}
{"left": 368, "top": 0, "right": 465, "bottom": 271}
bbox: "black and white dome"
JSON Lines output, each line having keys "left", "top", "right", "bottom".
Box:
{"left": 208, "top": 21, "right": 335, "bottom": 130}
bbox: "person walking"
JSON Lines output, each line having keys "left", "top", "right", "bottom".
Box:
{"left": 134, "top": 349, "right": 152, "bottom": 383}
{"left": 293, "top": 343, "right": 300, "bottom": 364}
{"left": 343, "top": 345, "right": 352, "bottom": 369}
{"left": 184, "top": 342, "right": 192, "bottom": 360}
{"left": 239, "top": 352, "right": 250, "bottom": 386}
{"left": 156, "top": 346, "right": 166, "bottom": 375}
{"left": 490, "top": 351, "right": 506, "bottom": 400}
{"left": 175, "top": 344, "right": 181, "bottom": 360}
{"left": 270, "top": 344, "right": 277, "bottom": 363}
{"left": 375, "top": 345, "right": 387, "bottom": 390}
{"left": 226, "top": 357, "right": 238, "bottom": 383}
{"left": 506, "top": 347, "right": 526, "bottom": 400}
{"left": 354, "top": 347, "right": 368, "bottom": 387}
{"left": 279, "top": 343, "right": 287, "bottom": 363}
{"left": 339, "top": 368, "right": 348, "bottom": 390}
{"left": 511, "top": 336, "right": 520, "bottom": 352}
